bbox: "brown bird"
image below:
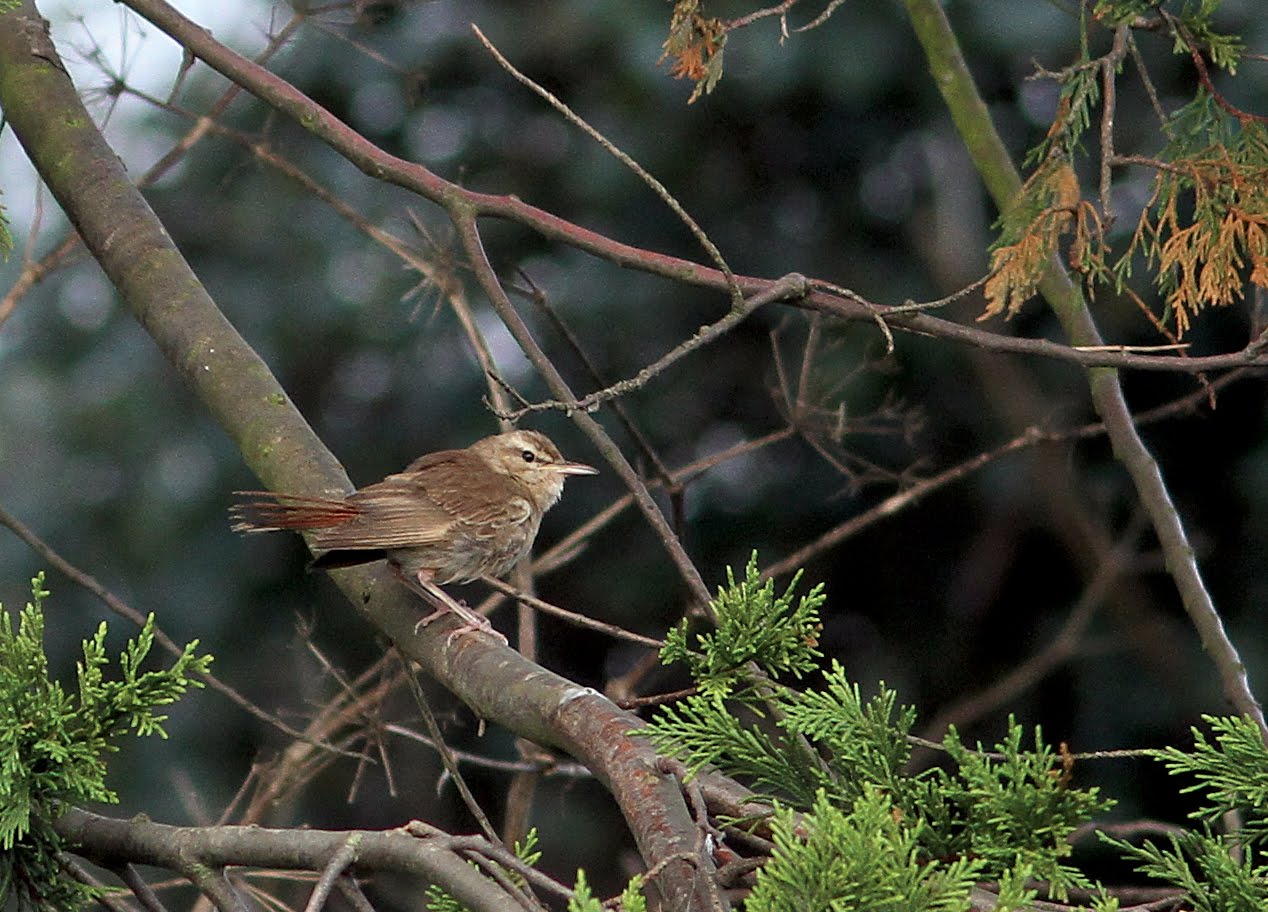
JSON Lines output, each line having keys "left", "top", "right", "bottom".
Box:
{"left": 230, "top": 429, "right": 597, "bottom": 636}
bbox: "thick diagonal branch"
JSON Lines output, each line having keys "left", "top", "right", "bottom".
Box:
{"left": 0, "top": 3, "right": 723, "bottom": 906}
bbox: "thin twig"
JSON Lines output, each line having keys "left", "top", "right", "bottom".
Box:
{"left": 304, "top": 839, "right": 359, "bottom": 912}
{"left": 886, "top": 275, "right": 991, "bottom": 315}
{"left": 813, "top": 278, "right": 895, "bottom": 354}
{"left": 442, "top": 834, "right": 575, "bottom": 904}
{"left": 405, "top": 823, "right": 573, "bottom": 904}
{"left": 461, "top": 856, "right": 543, "bottom": 912}
{"left": 1072, "top": 343, "right": 1189, "bottom": 353}
{"left": 471, "top": 24, "right": 743, "bottom": 307}
{"left": 1125, "top": 31, "right": 1169, "bottom": 130}
{"left": 120, "top": 863, "right": 171, "bottom": 912}
{"left": 335, "top": 878, "right": 375, "bottom": 912}
{"left": 794, "top": 312, "right": 822, "bottom": 419}
{"left": 480, "top": 576, "right": 665, "bottom": 649}
{"left": 1164, "top": 10, "right": 1268, "bottom": 125}
{"left": 499, "top": 273, "right": 809, "bottom": 419}
{"left": 404, "top": 211, "right": 514, "bottom": 424}
{"left": 617, "top": 685, "right": 701, "bottom": 711}
{"left": 229, "top": 659, "right": 401, "bottom": 827}
{"left": 794, "top": 0, "right": 850, "bottom": 34}
{"left": 1099, "top": 26, "right": 1128, "bottom": 222}
{"left": 724, "top": 0, "right": 799, "bottom": 32}
{"left": 301, "top": 639, "right": 397, "bottom": 802}
{"left": 400, "top": 657, "right": 503, "bottom": 845}
{"left": 183, "top": 867, "right": 250, "bottom": 912}
{"left": 385, "top": 723, "right": 592, "bottom": 778}
{"left": 52, "top": 856, "right": 134, "bottom": 912}
{"left": 514, "top": 272, "right": 676, "bottom": 485}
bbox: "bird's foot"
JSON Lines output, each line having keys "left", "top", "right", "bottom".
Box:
{"left": 413, "top": 600, "right": 507, "bottom": 646}
{"left": 398, "top": 567, "right": 506, "bottom": 645}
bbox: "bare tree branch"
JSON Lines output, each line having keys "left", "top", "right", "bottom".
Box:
{"left": 903, "top": 0, "right": 1264, "bottom": 733}
{"left": 55, "top": 809, "right": 526, "bottom": 912}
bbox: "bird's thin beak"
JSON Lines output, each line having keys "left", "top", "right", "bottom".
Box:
{"left": 554, "top": 461, "right": 599, "bottom": 476}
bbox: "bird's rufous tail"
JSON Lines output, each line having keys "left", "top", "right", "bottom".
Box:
{"left": 229, "top": 492, "right": 357, "bottom": 533}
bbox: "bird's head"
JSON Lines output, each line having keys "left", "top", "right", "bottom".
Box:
{"left": 471, "top": 429, "right": 598, "bottom": 511}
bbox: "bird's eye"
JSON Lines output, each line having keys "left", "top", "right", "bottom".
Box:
{"left": 521, "top": 449, "right": 536, "bottom": 463}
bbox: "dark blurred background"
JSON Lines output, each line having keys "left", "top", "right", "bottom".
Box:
{"left": 1, "top": 0, "right": 1266, "bottom": 896}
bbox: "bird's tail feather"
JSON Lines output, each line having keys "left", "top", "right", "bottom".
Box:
{"left": 229, "top": 491, "right": 357, "bottom": 533}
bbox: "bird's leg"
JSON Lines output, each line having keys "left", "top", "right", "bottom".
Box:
{"left": 393, "top": 566, "right": 506, "bottom": 645}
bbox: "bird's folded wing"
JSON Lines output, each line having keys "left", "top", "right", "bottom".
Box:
{"left": 309, "top": 483, "right": 456, "bottom": 550}
{"left": 396, "top": 451, "right": 535, "bottom": 530}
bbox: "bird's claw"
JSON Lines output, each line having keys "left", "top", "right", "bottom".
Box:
{"left": 412, "top": 599, "right": 507, "bottom": 646}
